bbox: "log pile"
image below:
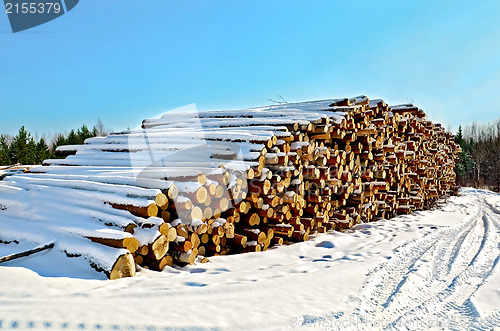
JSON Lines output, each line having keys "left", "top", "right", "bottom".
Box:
{"left": 0, "top": 96, "right": 461, "bottom": 279}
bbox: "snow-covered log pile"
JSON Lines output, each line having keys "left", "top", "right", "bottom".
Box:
{"left": 0, "top": 96, "right": 461, "bottom": 279}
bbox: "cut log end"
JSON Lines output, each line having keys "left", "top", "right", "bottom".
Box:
{"left": 155, "top": 193, "right": 169, "bottom": 210}
{"left": 109, "top": 253, "right": 136, "bottom": 280}
{"left": 151, "top": 235, "right": 169, "bottom": 260}
{"left": 167, "top": 184, "right": 179, "bottom": 199}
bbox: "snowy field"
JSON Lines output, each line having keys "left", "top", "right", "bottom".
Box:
{"left": 0, "top": 188, "right": 499, "bottom": 330}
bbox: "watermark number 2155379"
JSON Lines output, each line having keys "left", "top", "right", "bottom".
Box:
{"left": 3, "top": 0, "right": 79, "bottom": 33}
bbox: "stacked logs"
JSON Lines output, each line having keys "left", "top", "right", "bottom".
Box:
{"left": 0, "top": 96, "right": 460, "bottom": 279}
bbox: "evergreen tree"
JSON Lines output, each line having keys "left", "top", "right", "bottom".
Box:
{"left": 36, "top": 138, "right": 51, "bottom": 164}
{"left": 455, "top": 126, "right": 464, "bottom": 145}
{"left": 25, "top": 137, "right": 37, "bottom": 165}
{"left": 66, "top": 129, "right": 79, "bottom": 145}
{"left": 454, "top": 125, "right": 475, "bottom": 181}
{"left": 9, "top": 126, "right": 30, "bottom": 164}
{"left": 0, "top": 135, "right": 11, "bottom": 166}
{"left": 77, "top": 124, "right": 94, "bottom": 144}
{"left": 52, "top": 134, "right": 67, "bottom": 153}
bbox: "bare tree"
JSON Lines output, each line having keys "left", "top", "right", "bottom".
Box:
{"left": 461, "top": 119, "right": 500, "bottom": 191}
{"left": 268, "top": 95, "right": 288, "bottom": 105}
{"left": 95, "top": 118, "right": 106, "bottom": 137}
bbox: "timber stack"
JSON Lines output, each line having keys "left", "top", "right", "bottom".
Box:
{"left": 0, "top": 96, "right": 461, "bottom": 279}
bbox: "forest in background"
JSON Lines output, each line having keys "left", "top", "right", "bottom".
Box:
{"left": 455, "top": 119, "right": 500, "bottom": 192}
{"left": 0, "top": 120, "right": 106, "bottom": 166}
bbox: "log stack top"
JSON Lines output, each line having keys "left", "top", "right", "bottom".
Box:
{"left": 0, "top": 95, "right": 461, "bottom": 279}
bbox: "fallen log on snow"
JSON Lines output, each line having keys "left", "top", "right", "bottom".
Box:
{"left": 0, "top": 241, "right": 55, "bottom": 264}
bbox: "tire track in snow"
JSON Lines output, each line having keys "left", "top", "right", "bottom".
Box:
{"left": 356, "top": 193, "right": 500, "bottom": 330}
{"left": 359, "top": 205, "right": 480, "bottom": 314}
{"left": 401, "top": 203, "right": 499, "bottom": 329}
{"left": 431, "top": 213, "right": 479, "bottom": 281}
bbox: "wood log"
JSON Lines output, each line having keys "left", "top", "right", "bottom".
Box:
{"left": 0, "top": 241, "right": 55, "bottom": 264}
{"left": 109, "top": 253, "right": 136, "bottom": 280}
{"left": 86, "top": 236, "right": 140, "bottom": 254}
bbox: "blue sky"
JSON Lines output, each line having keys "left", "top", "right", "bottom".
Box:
{"left": 1, "top": 0, "right": 500, "bottom": 137}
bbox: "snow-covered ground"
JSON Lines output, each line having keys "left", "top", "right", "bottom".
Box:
{"left": 0, "top": 188, "right": 499, "bottom": 330}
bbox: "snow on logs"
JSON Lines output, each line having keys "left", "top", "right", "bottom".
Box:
{"left": 0, "top": 96, "right": 460, "bottom": 279}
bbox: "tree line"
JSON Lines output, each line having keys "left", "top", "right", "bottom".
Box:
{"left": 3, "top": 117, "right": 499, "bottom": 192}
{"left": 0, "top": 120, "right": 106, "bottom": 166}
{"left": 455, "top": 119, "right": 500, "bottom": 192}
